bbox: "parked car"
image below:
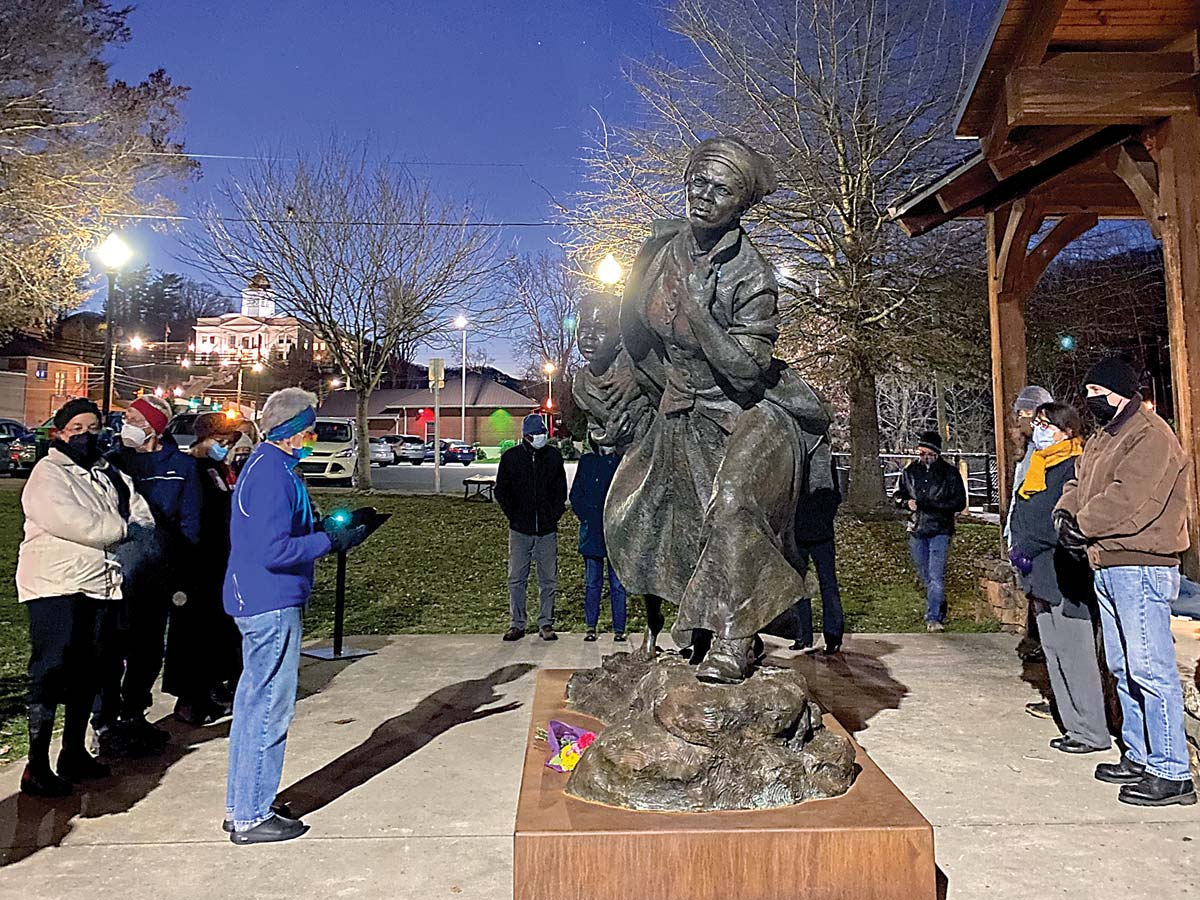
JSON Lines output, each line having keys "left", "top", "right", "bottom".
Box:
{"left": 0, "top": 418, "right": 35, "bottom": 476}
{"left": 164, "top": 411, "right": 201, "bottom": 449}
{"left": 297, "top": 417, "right": 358, "bottom": 485}
{"left": 392, "top": 434, "right": 428, "bottom": 465}
{"left": 368, "top": 436, "right": 393, "bottom": 467}
{"left": 420, "top": 439, "right": 476, "bottom": 466}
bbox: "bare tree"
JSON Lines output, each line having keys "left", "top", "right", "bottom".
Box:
{"left": 561, "top": 0, "right": 986, "bottom": 509}
{"left": 502, "top": 251, "right": 584, "bottom": 382}
{"left": 0, "top": 0, "right": 193, "bottom": 332}
{"left": 185, "top": 140, "right": 498, "bottom": 489}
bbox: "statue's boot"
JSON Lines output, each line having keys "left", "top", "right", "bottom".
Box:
{"left": 695, "top": 637, "right": 754, "bottom": 684}
{"left": 635, "top": 596, "right": 667, "bottom": 661}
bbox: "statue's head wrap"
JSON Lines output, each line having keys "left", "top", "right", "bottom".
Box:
{"left": 685, "top": 137, "right": 778, "bottom": 207}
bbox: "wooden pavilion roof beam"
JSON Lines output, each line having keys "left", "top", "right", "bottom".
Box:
{"left": 1005, "top": 50, "right": 1199, "bottom": 127}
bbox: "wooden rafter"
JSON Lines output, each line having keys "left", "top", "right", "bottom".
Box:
{"left": 1111, "top": 140, "right": 1163, "bottom": 237}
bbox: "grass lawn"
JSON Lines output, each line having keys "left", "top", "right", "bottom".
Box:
{"left": 0, "top": 485, "right": 1000, "bottom": 762}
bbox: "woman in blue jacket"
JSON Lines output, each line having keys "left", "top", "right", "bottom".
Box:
{"left": 570, "top": 444, "right": 627, "bottom": 642}
{"left": 223, "top": 389, "right": 366, "bottom": 845}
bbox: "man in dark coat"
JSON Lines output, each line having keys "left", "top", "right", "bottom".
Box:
{"left": 895, "top": 431, "right": 967, "bottom": 632}
{"left": 570, "top": 443, "right": 627, "bottom": 642}
{"left": 95, "top": 396, "right": 202, "bottom": 755}
{"left": 495, "top": 414, "right": 567, "bottom": 642}
{"left": 790, "top": 454, "right": 844, "bottom": 654}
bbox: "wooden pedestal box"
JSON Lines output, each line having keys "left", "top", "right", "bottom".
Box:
{"left": 514, "top": 668, "right": 936, "bottom": 900}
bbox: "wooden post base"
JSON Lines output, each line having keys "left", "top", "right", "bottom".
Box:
{"left": 514, "top": 669, "right": 936, "bottom": 900}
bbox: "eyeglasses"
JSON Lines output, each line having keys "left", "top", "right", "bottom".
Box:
{"left": 1032, "top": 417, "right": 1052, "bottom": 428}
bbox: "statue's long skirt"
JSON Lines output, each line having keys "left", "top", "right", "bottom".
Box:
{"left": 604, "top": 400, "right": 811, "bottom": 644}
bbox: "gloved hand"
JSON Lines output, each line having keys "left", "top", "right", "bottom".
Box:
{"left": 1007, "top": 547, "right": 1033, "bottom": 577}
{"left": 326, "top": 523, "right": 368, "bottom": 554}
{"left": 1053, "top": 509, "right": 1088, "bottom": 555}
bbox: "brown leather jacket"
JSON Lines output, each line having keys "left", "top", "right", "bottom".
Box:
{"left": 1056, "top": 397, "right": 1190, "bottom": 568}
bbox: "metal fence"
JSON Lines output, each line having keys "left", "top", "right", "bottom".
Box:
{"left": 832, "top": 452, "right": 1000, "bottom": 512}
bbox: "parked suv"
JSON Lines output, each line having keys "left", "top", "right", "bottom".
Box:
{"left": 297, "top": 417, "right": 358, "bottom": 485}
{"left": 392, "top": 434, "right": 428, "bottom": 465}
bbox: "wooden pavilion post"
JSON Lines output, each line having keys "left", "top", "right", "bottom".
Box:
{"left": 1150, "top": 115, "right": 1200, "bottom": 577}
{"left": 987, "top": 200, "right": 1098, "bottom": 527}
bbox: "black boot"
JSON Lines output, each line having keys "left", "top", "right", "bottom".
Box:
{"left": 1119, "top": 774, "right": 1198, "bottom": 807}
{"left": 1095, "top": 755, "right": 1145, "bottom": 785}
{"left": 57, "top": 698, "right": 110, "bottom": 783}
{"left": 21, "top": 703, "right": 72, "bottom": 798}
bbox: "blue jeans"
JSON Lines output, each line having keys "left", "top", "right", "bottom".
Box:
{"left": 584, "top": 557, "right": 627, "bottom": 633}
{"left": 1094, "top": 566, "right": 1189, "bottom": 780}
{"left": 794, "top": 540, "right": 844, "bottom": 646}
{"left": 226, "top": 606, "right": 303, "bottom": 831}
{"left": 909, "top": 534, "right": 951, "bottom": 623}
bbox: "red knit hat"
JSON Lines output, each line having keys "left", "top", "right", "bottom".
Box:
{"left": 129, "top": 397, "right": 169, "bottom": 436}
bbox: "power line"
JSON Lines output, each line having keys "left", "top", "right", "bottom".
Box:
{"left": 139, "top": 150, "right": 582, "bottom": 169}
{"left": 112, "top": 211, "right": 636, "bottom": 228}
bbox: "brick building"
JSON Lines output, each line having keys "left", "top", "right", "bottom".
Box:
{"left": 0, "top": 338, "right": 90, "bottom": 426}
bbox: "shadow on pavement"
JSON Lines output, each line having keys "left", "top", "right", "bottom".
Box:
{"left": 0, "top": 645, "right": 383, "bottom": 867}
{"left": 278, "top": 663, "right": 536, "bottom": 818}
{"left": 772, "top": 637, "right": 909, "bottom": 736}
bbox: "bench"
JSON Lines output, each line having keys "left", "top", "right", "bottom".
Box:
{"left": 463, "top": 475, "right": 496, "bottom": 502}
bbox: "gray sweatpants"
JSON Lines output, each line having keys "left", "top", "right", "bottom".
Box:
{"left": 508, "top": 530, "right": 557, "bottom": 631}
{"left": 1036, "top": 601, "right": 1111, "bottom": 749}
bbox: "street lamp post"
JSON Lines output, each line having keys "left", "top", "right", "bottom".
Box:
{"left": 596, "top": 253, "right": 623, "bottom": 286}
{"left": 96, "top": 233, "right": 132, "bottom": 415}
{"left": 455, "top": 315, "right": 468, "bottom": 441}
{"left": 543, "top": 361, "right": 556, "bottom": 438}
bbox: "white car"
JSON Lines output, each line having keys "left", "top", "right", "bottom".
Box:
{"left": 297, "top": 417, "right": 358, "bottom": 485}
{"left": 368, "top": 437, "right": 393, "bottom": 467}
{"left": 393, "top": 434, "right": 428, "bottom": 465}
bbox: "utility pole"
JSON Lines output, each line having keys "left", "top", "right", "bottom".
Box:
{"left": 430, "top": 358, "right": 445, "bottom": 495}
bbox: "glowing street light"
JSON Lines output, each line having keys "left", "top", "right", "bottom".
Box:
{"left": 95, "top": 233, "right": 132, "bottom": 271}
{"left": 173, "top": 387, "right": 184, "bottom": 398}
{"left": 543, "top": 361, "right": 557, "bottom": 435}
{"left": 129, "top": 335, "right": 145, "bottom": 351}
{"left": 251, "top": 362, "right": 264, "bottom": 373}
{"left": 596, "top": 253, "right": 623, "bottom": 285}
{"left": 153, "top": 387, "right": 164, "bottom": 398}
{"left": 455, "top": 315, "right": 469, "bottom": 440}
{"left": 330, "top": 377, "right": 343, "bottom": 388}
{"left": 95, "top": 232, "right": 132, "bottom": 416}
{"left": 180, "top": 358, "right": 191, "bottom": 368}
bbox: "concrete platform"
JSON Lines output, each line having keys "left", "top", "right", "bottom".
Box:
{"left": 0, "top": 632, "right": 1198, "bottom": 899}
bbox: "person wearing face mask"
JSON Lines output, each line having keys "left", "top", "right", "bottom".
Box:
{"left": 1055, "top": 358, "right": 1194, "bottom": 807}
{"left": 223, "top": 388, "right": 367, "bottom": 844}
{"left": 495, "top": 413, "right": 567, "bottom": 642}
{"left": 16, "top": 398, "right": 154, "bottom": 795}
{"left": 93, "top": 395, "right": 203, "bottom": 757}
{"left": 1008, "top": 402, "right": 1110, "bottom": 755}
{"left": 894, "top": 431, "right": 967, "bottom": 632}
{"left": 569, "top": 439, "right": 628, "bottom": 643}
{"left": 165, "top": 413, "right": 244, "bottom": 724}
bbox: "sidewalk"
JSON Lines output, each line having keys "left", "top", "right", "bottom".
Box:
{"left": 1, "top": 633, "right": 1198, "bottom": 899}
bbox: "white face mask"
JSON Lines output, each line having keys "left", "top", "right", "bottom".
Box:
{"left": 1032, "top": 424, "right": 1059, "bottom": 451}
{"left": 530, "top": 434, "right": 548, "bottom": 450}
{"left": 120, "top": 422, "right": 150, "bottom": 448}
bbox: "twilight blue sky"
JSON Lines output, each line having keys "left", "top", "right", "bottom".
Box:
{"left": 103, "top": 1, "right": 689, "bottom": 372}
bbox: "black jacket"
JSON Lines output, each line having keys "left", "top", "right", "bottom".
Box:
{"left": 794, "top": 455, "right": 841, "bottom": 545}
{"left": 895, "top": 458, "right": 967, "bottom": 538}
{"left": 1008, "top": 457, "right": 1095, "bottom": 619}
{"left": 495, "top": 442, "right": 567, "bottom": 536}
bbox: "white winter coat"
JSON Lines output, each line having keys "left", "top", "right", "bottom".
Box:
{"left": 16, "top": 448, "right": 154, "bottom": 602}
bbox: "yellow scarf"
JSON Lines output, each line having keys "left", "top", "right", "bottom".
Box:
{"left": 1018, "top": 438, "right": 1083, "bottom": 499}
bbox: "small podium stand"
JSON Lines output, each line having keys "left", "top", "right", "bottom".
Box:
{"left": 301, "top": 507, "right": 391, "bottom": 661}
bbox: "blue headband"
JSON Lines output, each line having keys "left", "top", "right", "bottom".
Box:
{"left": 266, "top": 406, "right": 316, "bottom": 442}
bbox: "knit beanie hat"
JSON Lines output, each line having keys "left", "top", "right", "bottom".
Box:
{"left": 917, "top": 430, "right": 942, "bottom": 453}
{"left": 1084, "top": 357, "right": 1140, "bottom": 398}
{"left": 54, "top": 397, "right": 101, "bottom": 430}
{"left": 1013, "top": 385, "right": 1053, "bottom": 414}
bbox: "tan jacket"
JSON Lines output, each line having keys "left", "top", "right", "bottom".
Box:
{"left": 16, "top": 448, "right": 154, "bottom": 602}
{"left": 1057, "top": 399, "right": 1189, "bottom": 568}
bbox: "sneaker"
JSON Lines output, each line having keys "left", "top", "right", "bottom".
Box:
{"left": 1025, "top": 701, "right": 1053, "bottom": 719}
{"left": 1095, "top": 755, "right": 1146, "bottom": 785}
{"left": 789, "top": 641, "right": 817, "bottom": 653}
{"left": 1119, "top": 774, "right": 1198, "bottom": 807}
{"left": 502, "top": 627, "right": 525, "bottom": 642}
{"left": 926, "top": 622, "right": 945, "bottom": 633}
{"left": 821, "top": 641, "right": 842, "bottom": 656}
{"left": 230, "top": 812, "right": 307, "bottom": 845}
{"left": 539, "top": 625, "right": 558, "bottom": 641}
{"left": 613, "top": 633, "right": 627, "bottom": 643}
{"left": 584, "top": 629, "right": 597, "bottom": 642}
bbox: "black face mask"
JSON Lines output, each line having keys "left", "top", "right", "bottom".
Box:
{"left": 1086, "top": 394, "right": 1118, "bottom": 425}
{"left": 54, "top": 432, "right": 103, "bottom": 468}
